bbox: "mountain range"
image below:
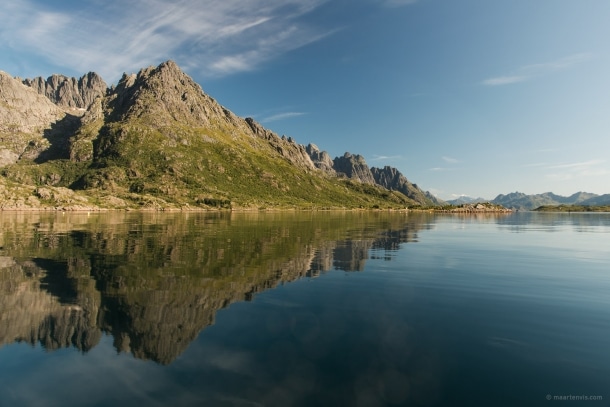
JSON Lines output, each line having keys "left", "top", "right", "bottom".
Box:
{"left": 448, "top": 192, "right": 610, "bottom": 211}
{"left": 491, "top": 191, "right": 610, "bottom": 210}
{"left": 0, "top": 61, "right": 444, "bottom": 210}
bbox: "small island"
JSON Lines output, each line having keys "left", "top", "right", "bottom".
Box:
{"left": 534, "top": 205, "right": 610, "bottom": 213}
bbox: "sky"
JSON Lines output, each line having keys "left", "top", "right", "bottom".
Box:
{"left": 1, "top": 0, "right": 609, "bottom": 200}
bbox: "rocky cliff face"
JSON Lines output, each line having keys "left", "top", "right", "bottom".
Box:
{"left": 0, "top": 71, "right": 70, "bottom": 166}
{"left": 333, "top": 152, "right": 376, "bottom": 184}
{"left": 306, "top": 143, "right": 335, "bottom": 174}
{"left": 23, "top": 72, "right": 107, "bottom": 109}
{"left": 371, "top": 166, "right": 446, "bottom": 206}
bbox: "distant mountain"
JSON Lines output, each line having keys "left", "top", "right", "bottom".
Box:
{"left": 0, "top": 61, "right": 441, "bottom": 210}
{"left": 580, "top": 194, "right": 610, "bottom": 206}
{"left": 491, "top": 191, "right": 601, "bottom": 210}
{"left": 447, "top": 196, "right": 487, "bottom": 205}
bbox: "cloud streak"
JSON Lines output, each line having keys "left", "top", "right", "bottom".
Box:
{"left": 442, "top": 156, "right": 459, "bottom": 164}
{"left": 383, "top": 0, "right": 419, "bottom": 7}
{"left": 370, "top": 154, "right": 403, "bottom": 161}
{"left": 0, "top": 0, "right": 333, "bottom": 81}
{"left": 543, "top": 159, "right": 609, "bottom": 181}
{"left": 482, "top": 53, "right": 592, "bottom": 86}
{"left": 261, "top": 112, "right": 308, "bottom": 123}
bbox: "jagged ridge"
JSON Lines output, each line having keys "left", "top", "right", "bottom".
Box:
{"left": 1, "top": 60, "right": 441, "bottom": 209}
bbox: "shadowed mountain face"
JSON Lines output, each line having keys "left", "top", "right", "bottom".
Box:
{"left": 0, "top": 212, "right": 432, "bottom": 364}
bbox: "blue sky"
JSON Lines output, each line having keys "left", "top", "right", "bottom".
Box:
{"left": 1, "top": 0, "right": 609, "bottom": 199}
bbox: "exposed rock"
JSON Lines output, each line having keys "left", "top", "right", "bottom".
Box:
{"left": 333, "top": 152, "right": 376, "bottom": 184}
{"left": 440, "top": 202, "right": 512, "bottom": 213}
{"left": 306, "top": 143, "right": 335, "bottom": 174}
{"left": 23, "top": 72, "right": 107, "bottom": 109}
{"left": 0, "top": 149, "right": 19, "bottom": 167}
{"left": 370, "top": 166, "right": 446, "bottom": 206}
{"left": 0, "top": 71, "right": 67, "bottom": 164}
{"left": 245, "top": 118, "right": 316, "bottom": 170}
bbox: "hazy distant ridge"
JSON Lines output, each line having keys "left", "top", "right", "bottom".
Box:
{"left": 491, "top": 191, "right": 605, "bottom": 210}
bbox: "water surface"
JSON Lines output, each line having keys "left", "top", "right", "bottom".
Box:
{"left": 0, "top": 211, "right": 608, "bottom": 406}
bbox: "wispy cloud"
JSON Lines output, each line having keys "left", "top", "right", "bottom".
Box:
{"left": 482, "top": 75, "right": 529, "bottom": 86}
{"left": 547, "top": 159, "right": 605, "bottom": 170}
{"left": 261, "top": 112, "right": 307, "bottom": 123}
{"left": 543, "top": 159, "right": 609, "bottom": 180}
{"left": 0, "top": 0, "right": 333, "bottom": 81}
{"left": 382, "top": 0, "right": 419, "bottom": 7}
{"left": 482, "top": 53, "right": 592, "bottom": 86}
{"left": 521, "top": 162, "right": 548, "bottom": 168}
{"left": 442, "top": 156, "right": 460, "bottom": 164}
{"left": 370, "top": 154, "right": 403, "bottom": 161}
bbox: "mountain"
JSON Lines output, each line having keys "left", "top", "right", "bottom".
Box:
{"left": 446, "top": 195, "right": 487, "bottom": 205}
{"left": 491, "top": 191, "right": 601, "bottom": 210}
{"left": 0, "top": 61, "right": 441, "bottom": 210}
{"left": 23, "top": 72, "right": 107, "bottom": 109}
{"left": 577, "top": 194, "right": 610, "bottom": 206}
{"left": 0, "top": 70, "right": 68, "bottom": 166}
{"left": 371, "top": 166, "right": 446, "bottom": 206}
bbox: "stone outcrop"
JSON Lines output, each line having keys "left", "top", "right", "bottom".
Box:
{"left": 371, "top": 166, "right": 446, "bottom": 206}
{"left": 441, "top": 202, "right": 512, "bottom": 213}
{"left": 333, "top": 152, "right": 376, "bottom": 184}
{"left": 245, "top": 118, "right": 316, "bottom": 170}
{"left": 23, "top": 72, "right": 107, "bottom": 109}
{"left": 306, "top": 143, "right": 335, "bottom": 174}
{"left": 0, "top": 71, "right": 68, "bottom": 165}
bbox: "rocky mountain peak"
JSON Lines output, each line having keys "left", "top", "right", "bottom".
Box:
{"left": 370, "top": 166, "right": 445, "bottom": 206}
{"left": 106, "top": 60, "right": 237, "bottom": 129}
{"left": 23, "top": 72, "right": 107, "bottom": 109}
{"left": 0, "top": 71, "right": 69, "bottom": 166}
{"left": 333, "top": 152, "right": 376, "bottom": 184}
{"left": 306, "top": 143, "right": 335, "bottom": 174}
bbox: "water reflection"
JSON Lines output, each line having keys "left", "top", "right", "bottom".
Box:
{"left": 496, "top": 211, "right": 610, "bottom": 231}
{"left": 0, "top": 211, "right": 432, "bottom": 364}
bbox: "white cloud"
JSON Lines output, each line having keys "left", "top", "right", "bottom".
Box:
{"left": 442, "top": 156, "right": 459, "bottom": 164}
{"left": 547, "top": 159, "right": 604, "bottom": 170}
{"left": 544, "top": 159, "right": 609, "bottom": 180}
{"left": 383, "top": 0, "right": 419, "bottom": 7}
{"left": 370, "top": 154, "right": 403, "bottom": 161}
{"left": 482, "top": 75, "right": 529, "bottom": 86}
{"left": 482, "top": 53, "right": 592, "bottom": 86}
{"left": 0, "top": 0, "right": 333, "bottom": 81}
{"left": 261, "top": 112, "right": 308, "bottom": 123}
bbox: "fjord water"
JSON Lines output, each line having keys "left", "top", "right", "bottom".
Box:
{"left": 0, "top": 212, "right": 608, "bottom": 406}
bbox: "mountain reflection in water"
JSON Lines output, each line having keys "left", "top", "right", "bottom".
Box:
{"left": 0, "top": 211, "right": 434, "bottom": 364}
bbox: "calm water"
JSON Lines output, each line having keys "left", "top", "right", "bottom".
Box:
{"left": 0, "top": 211, "right": 608, "bottom": 406}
